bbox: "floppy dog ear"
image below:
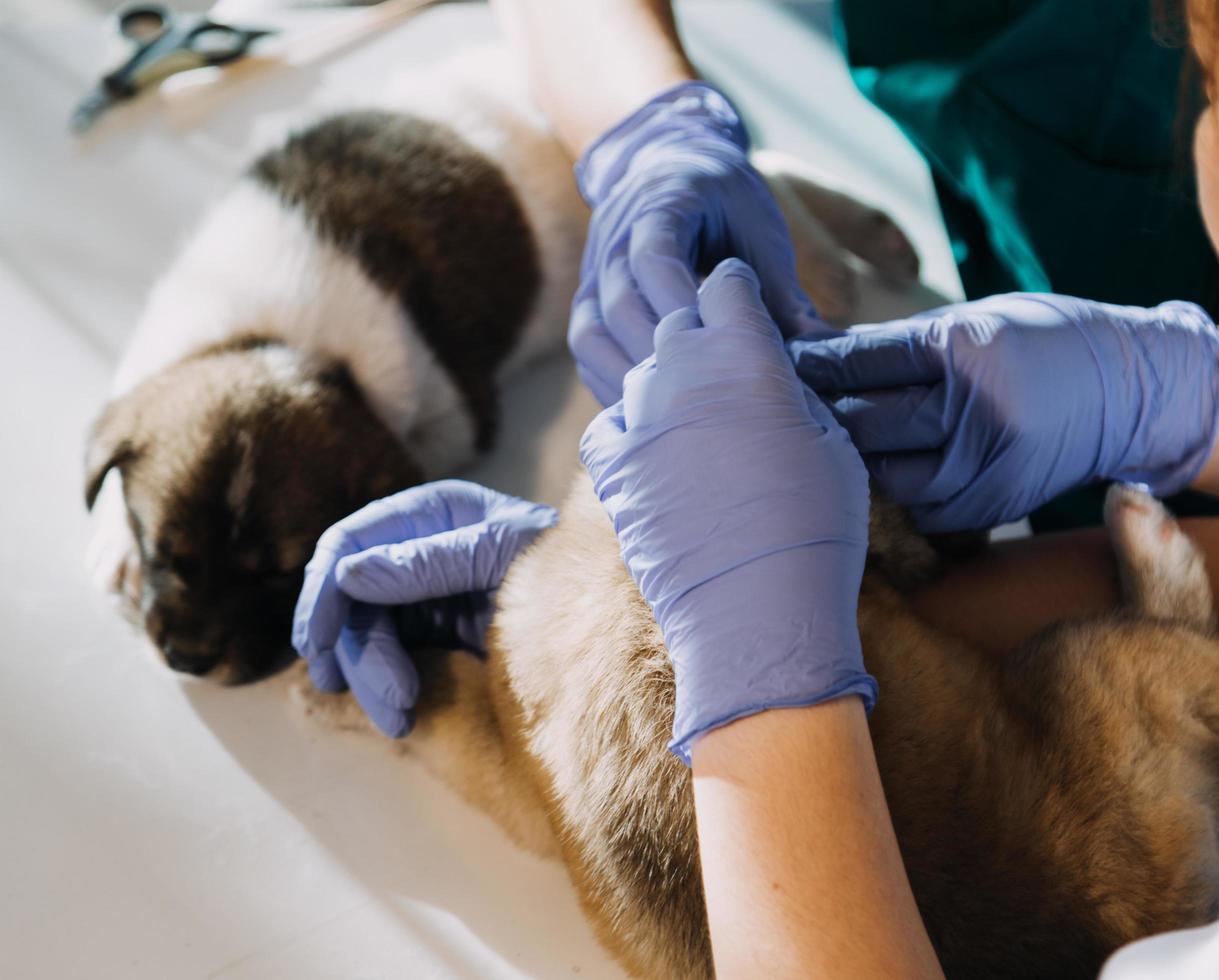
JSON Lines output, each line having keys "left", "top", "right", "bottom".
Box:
{"left": 84, "top": 396, "right": 140, "bottom": 510}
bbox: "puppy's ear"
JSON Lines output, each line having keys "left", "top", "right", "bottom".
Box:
{"left": 84, "top": 396, "right": 140, "bottom": 510}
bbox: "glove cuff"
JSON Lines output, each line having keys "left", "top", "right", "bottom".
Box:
{"left": 1105, "top": 301, "right": 1219, "bottom": 496}
{"left": 574, "top": 80, "right": 750, "bottom": 207}
{"left": 668, "top": 673, "right": 879, "bottom": 766}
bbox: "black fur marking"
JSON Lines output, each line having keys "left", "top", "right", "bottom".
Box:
{"left": 250, "top": 110, "right": 542, "bottom": 450}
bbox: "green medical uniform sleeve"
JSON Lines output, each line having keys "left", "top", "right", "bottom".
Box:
{"left": 835, "top": 0, "right": 1219, "bottom": 529}
{"left": 836, "top": 0, "right": 1217, "bottom": 308}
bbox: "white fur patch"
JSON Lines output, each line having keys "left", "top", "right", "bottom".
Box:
{"left": 111, "top": 178, "right": 477, "bottom": 477}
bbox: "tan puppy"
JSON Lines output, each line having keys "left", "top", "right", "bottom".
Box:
{"left": 298, "top": 479, "right": 1219, "bottom": 980}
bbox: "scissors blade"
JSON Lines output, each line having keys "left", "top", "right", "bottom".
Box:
{"left": 70, "top": 86, "right": 120, "bottom": 134}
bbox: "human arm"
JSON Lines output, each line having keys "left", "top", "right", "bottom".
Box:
{"left": 693, "top": 701, "right": 943, "bottom": 979}
{"left": 492, "top": 0, "right": 832, "bottom": 405}
{"left": 581, "top": 257, "right": 939, "bottom": 971}
{"left": 788, "top": 293, "right": 1219, "bottom": 533}
{"left": 489, "top": 0, "right": 694, "bottom": 157}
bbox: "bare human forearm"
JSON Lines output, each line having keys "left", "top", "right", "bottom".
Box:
{"left": 691, "top": 699, "right": 944, "bottom": 980}
{"left": 912, "top": 515, "right": 1219, "bottom": 656}
{"left": 490, "top": 0, "right": 696, "bottom": 157}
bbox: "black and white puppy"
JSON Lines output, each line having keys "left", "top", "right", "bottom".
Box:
{"left": 84, "top": 48, "right": 921, "bottom": 683}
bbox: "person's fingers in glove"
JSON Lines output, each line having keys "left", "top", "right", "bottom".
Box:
{"left": 292, "top": 479, "right": 557, "bottom": 735}
{"left": 788, "top": 293, "right": 1219, "bottom": 532}
{"left": 334, "top": 603, "right": 418, "bottom": 738}
{"left": 572, "top": 82, "right": 825, "bottom": 405}
{"left": 581, "top": 258, "right": 874, "bottom": 765}
{"left": 292, "top": 480, "right": 485, "bottom": 679}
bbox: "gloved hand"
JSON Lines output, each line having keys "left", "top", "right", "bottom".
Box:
{"left": 788, "top": 293, "right": 1219, "bottom": 533}
{"left": 580, "top": 258, "right": 875, "bottom": 764}
{"left": 292, "top": 480, "right": 558, "bottom": 737}
{"left": 572, "top": 81, "right": 829, "bottom": 406}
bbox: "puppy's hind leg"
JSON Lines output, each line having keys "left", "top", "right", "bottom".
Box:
{"left": 761, "top": 162, "right": 859, "bottom": 326}
{"left": 1105, "top": 483, "right": 1215, "bottom": 630}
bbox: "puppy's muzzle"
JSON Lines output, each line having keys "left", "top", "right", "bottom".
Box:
{"left": 162, "top": 643, "right": 222, "bottom": 677}
{"left": 146, "top": 604, "right": 222, "bottom": 677}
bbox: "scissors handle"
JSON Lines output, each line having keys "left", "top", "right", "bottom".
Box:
{"left": 102, "top": 7, "right": 273, "bottom": 98}
{"left": 117, "top": 4, "right": 171, "bottom": 43}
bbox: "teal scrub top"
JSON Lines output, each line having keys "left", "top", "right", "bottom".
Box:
{"left": 835, "top": 0, "right": 1219, "bottom": 528}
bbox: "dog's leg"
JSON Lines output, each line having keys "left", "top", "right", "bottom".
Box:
{"left": 762, "top": 164, "right": 860, "bottom": 325}
{"left": 1105, "top": 483, "right": 1215, "bottom": 630}
{"left": 756, "top": 150, "right": 920, "bottom": 302}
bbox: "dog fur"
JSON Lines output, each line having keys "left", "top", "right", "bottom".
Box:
{"left": 296, "top": 479, "right": 1219, "bottom": 980}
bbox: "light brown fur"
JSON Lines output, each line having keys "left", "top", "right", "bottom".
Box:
{"left": 298, "top": 478, "right": 1219, "bottom": 979}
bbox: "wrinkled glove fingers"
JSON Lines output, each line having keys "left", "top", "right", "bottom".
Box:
{"left": 336, "top": 606, "right": 417, "bottom": 738}
{"left": 830, "top": 385, "right": 950, "bottom": 453}
{"left": 570, "top": 291, "right": 635, "bottom": 406}
{"left": 335, "top": 491, "right": 556, "bottom": 604}
{"left": 342, "top": 603, "right": 421, "bottom": 708}
{"left": 306, "top": 647, "right": 347, "bottom": 693}
{"left": 328, "top": 485, "right": 471, "bottom": 551}
{"left": 601, "top": 247, "right": 663, "bottom": 365}
{"left": 653, "top": 306, "right": 703, "bottom": 358}
{"left": 788, "top": 324, "right": 945, "bottom": 394}
{"left": 696, "top": 259, "right": 782, "bottom": 337}
{"left": 335, "top": 525, "right": 503, "bottom": 604}
{"left": 864, "top": 449, "right": 967, "bottom": 511}
{"left": 293, "top": 561, "right": 350, "bottom": 670}
{"left": 579, "top": 401, "right": 629, "bottom": 484}
{"left": 629, "top": 208, "right": 700, "bottom": 317}
{"left": 578, "top": 362, "right": 624, "bottom": 408}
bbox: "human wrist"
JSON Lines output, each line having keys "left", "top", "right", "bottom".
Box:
{"left": 1097, "top": 300, "right": 1219, "bottom": 496}
{"left": 661, "top": 544, "right": 876, "bottom": 764}
{"left": 574, "top": 81, "right": 749, "bottom": 206}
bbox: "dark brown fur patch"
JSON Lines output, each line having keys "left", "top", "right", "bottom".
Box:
{"left": 250, "top": 111, "right": 542, "bottom": 450}
{"left": 87, "top": 337, "right": 425, "bottom": 681}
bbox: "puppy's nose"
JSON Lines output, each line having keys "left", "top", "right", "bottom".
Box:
{"left": 163, "top": 644, "right": 221, "bottom": 676}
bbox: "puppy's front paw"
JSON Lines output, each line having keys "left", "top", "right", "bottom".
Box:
{"left": 1105, "top": 483, "right": 1214, "bottom": 629}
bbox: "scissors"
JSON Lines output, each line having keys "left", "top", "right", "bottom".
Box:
{"left": 70, "top": 4, "right": 275, "bottom": 134}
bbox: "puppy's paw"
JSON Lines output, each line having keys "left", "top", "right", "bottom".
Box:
{"left": 800, "top": 249, "right": 860, "bottom": 327}
{"left": 1105, "top": 483, "right": 1214, "bottom": 629}
{"left": 755, "top": 150, "right": 920, "bottom": 290}
{"left": 827, "top": 202, "right": 920, "bottom": 286}
{"left": 286, "top": 659, "right": 379, "bottom": 735}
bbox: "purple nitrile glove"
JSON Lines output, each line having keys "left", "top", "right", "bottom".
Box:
{"left": 571, "top": 81, "right": 832, "bottom": 406}
{"left": 292, "top": 480, "right": 557, "bottom": 737}
{"left": 580, "top": 258, "right": 875, "bottom": 764}
{"left": 788, "top": 293, "right": 1219, "bottom": 533}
